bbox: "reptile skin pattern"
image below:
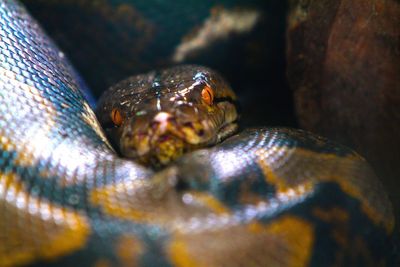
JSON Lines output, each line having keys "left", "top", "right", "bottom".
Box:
{"left": 0, "top": 1, "right": 396, "bottom": 266}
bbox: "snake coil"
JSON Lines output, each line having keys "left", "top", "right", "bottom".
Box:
{"left": 0, "top": 1, "right": 395, "bottom": 266}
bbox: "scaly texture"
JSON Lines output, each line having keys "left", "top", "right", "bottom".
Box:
{"left": 0, "top": 1, "right": 396, "bottom": 266}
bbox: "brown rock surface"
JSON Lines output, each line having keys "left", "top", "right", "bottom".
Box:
{"left": 287, "top": 0, "right": 400, "bottom": 213}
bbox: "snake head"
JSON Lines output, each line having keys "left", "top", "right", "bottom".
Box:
{"left": 96, "top": 65, "right": 239, "bottom": 166}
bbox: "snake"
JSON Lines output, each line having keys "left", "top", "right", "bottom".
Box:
{"left": 0, "top": 1, "right": 397, "bottom": 267}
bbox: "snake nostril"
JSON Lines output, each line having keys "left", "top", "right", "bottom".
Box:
{"left": 175, "top": 178, "right": 190, "bottom": 192}
{"left": 150, "top": 121, "right": 159, "bottom": 129}
{"left": 158, "top": 135, "right": 169, "bottom": 142}
{"left": 167, "top": 116, "right": 177, "bottom": 123}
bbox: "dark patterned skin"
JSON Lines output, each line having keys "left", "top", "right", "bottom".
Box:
{"left": 0, "top": 1, "right": 396, "bottom": 267}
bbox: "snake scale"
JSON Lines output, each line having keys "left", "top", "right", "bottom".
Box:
{"left": 0, "top": 0, "right": 396, "bottom": 266}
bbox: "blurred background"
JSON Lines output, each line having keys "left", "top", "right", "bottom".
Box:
{"left": 22, "top": 0, "right": 294, "bottom": 129}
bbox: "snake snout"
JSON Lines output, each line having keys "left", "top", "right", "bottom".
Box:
{"left": 120, "top": 108, "right": 211, "bottom": 166}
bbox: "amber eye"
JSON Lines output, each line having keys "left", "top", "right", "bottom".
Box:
{"left": 201, "top": 85, "right": 214, "bottom": 105}
{"left": 111, "top": 108, "right": 124, "bottom": 126}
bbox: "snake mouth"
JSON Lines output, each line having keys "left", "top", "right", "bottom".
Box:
{"left": 120, "top": 102, "right": 238, "bottom": 166}
{"left": 120, "top": 116, "right": 211, "bottom": 166}
{"left": 143, "top": 134, "right": 186, "bottom": 166}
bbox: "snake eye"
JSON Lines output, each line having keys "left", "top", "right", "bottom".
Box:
{"left": 111, "top": 108, "right": 124, "bottom": 126}
{"left": 201, "top": 85, "right": 214, "bottom": 105}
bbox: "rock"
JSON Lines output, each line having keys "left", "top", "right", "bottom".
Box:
{"left": 287, "top": 0, "right": 400, "bottom": 214}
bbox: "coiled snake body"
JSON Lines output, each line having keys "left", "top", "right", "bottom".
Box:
{"left": 0, "top": 1, "right": 395, "bottom": 267}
